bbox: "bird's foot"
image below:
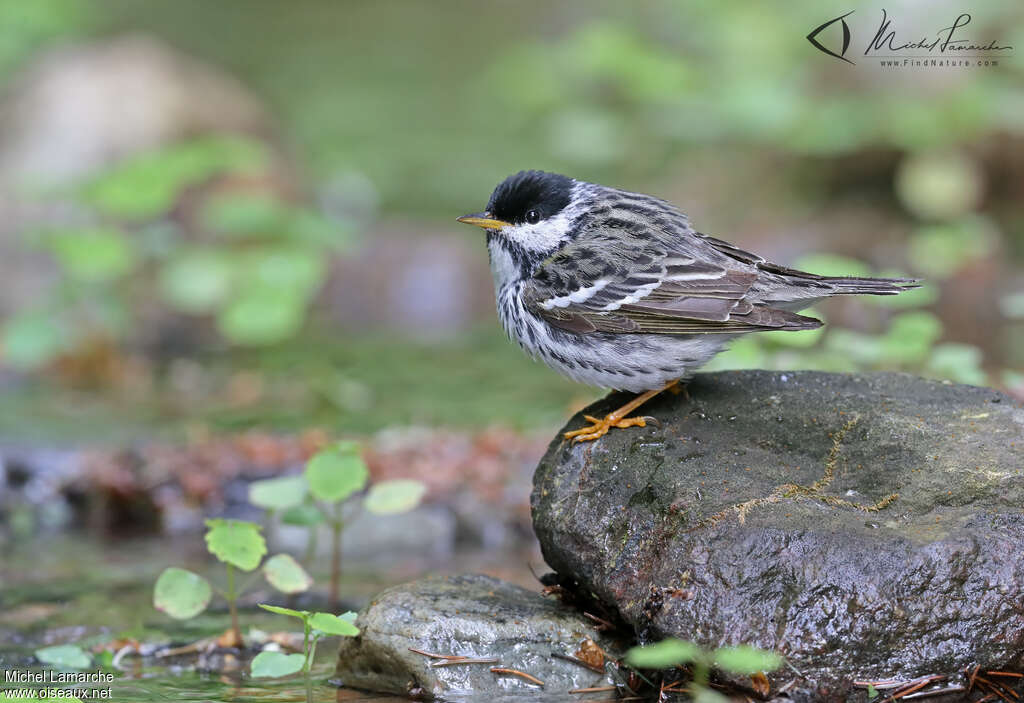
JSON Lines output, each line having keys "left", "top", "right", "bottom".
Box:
{"left": 563, "top": 413, "right": 650, "bottom": 443}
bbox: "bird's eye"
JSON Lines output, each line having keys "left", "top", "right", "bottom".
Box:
{"left": 525, "top": 209, "right": 541, "bottom": 224}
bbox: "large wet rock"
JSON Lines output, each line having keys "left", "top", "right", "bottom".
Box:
{"left": 335, "top": 573, "right": 622, "bottom": 699}
{"left": 532, "top": 371, "right": 1024, "bottom": 699}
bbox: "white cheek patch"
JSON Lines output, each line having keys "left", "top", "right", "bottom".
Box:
{"left": 503, "top": 210, "right": 574, "bottom": 254}
{"left": 539, "top": 279, "right": 610, "bottom": 310}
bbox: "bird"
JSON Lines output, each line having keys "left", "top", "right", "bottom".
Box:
{"left": 457, "top": 170, "right": 918, "bottom": 443}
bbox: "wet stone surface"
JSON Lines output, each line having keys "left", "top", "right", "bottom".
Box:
{"left": 532, "top": 371, "right": 1024, "bottom": 699}
{"left": 335, "top": 573, "right": 622, "bottom": 700}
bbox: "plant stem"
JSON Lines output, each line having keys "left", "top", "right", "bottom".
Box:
{"left": 303, "top": 620, "right": 313, "bottom": 703}
{"left": 303, "top": 523, "right": 318, "bottom": 567}
{"left": 694, "top": 661, "right": 709, "bottom": 689}
{"left": 226, "top": 563, "right": 241, "bottom": 645}
{"left": 329, "top": 501, "right": 343, "bottom": 611}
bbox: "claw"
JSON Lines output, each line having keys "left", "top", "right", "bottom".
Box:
{"left": 562, "top": 382, "right": 678, "bottom": 445}
{"left": 563, "top": 413, "right": 648, "bottom": 444}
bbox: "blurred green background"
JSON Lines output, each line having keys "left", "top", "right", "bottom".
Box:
{"left": 1, "top": 0, "right": 1022, "bottom": 439}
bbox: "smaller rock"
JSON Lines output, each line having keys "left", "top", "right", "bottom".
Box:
{"left": 335, "top": 573, "right": 622, "bottom": 699}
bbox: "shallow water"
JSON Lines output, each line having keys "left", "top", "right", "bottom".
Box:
{"left": 0, "top": 534, "right": 545, "bottom": 702}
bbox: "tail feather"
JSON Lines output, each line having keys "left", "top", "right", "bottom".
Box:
{"left": 820, "top": 275, "right": 920, "bottom": 296}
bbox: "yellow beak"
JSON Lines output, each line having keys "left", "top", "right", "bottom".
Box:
{"left": 456, "top": 212, "right": 511, "bottom": 230}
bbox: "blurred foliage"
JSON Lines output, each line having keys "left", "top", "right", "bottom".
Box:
{"left": 0, "top": 135, "right": 353, "bottom": 370}
{"left": 0, "top": 0, "right": 1021, "bottom": 427}
{"left": 25, "top": 0, "right": 1010, "bottom": 215}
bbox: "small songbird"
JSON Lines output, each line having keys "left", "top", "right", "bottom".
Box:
{"left": 458, "top": 171, "right": 918, "bottom": 443}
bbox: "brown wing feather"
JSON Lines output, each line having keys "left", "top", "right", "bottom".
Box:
{"left": 523, "top": 222, "right": 824, "bottom": 336}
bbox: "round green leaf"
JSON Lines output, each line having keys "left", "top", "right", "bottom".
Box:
{"left": 896, "top": 151, "right": 982, "bottom": 221}
{"left": 204, "top": 519, "right": 267, "bottom": 571}
{"left": 309, "top": 612, "right": 360, "bottom": 637}
{"left": 281, "top": 503, "right": 324, "bottom": 526}
{"left": 625, "top": 639, "right": 702, "bottom": 669}
{"left": 712, "top": 645, "right": 783, "bottom": 675}
{"left": 47, "top": 227, "right": 136, "bottom": 282}
{"left": 305, "top": 443, "right": 368, "bottom": 503}
{"left": 263, "top": 554, "right": 313, "bottom": 594}
{"left": 249, "top": 475, "right": 307, "bottom": 511}
{"left": 153, "top": 567, "right": 212, "bottom": 619}
{"left": 258, "top": 603, "right": 308, "bottom": 619}
{"left": 364, "top": 479, "right": 426, "bottom": 515}
{"left": 239, "top": 247, "right": 327, "bottom": 295}
{"left": 1, "top": 312, "right": 67, "bottom": 370}
{"left": 201, "top": 192, "right": 291, "bottom": 236}
{"left": 217, "top": 289, "right": 306, "bottom": 346}
{"left": 34, "top": 644, "right": 91, "bottom": 670}
{"left": 159, "top": 250, "right": 234, "bottom": 314}
{"left": 250, "top": 650, "right": 305, "bottom": 678}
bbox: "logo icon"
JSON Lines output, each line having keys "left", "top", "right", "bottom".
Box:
{"left": 807, "top": 11, "right": 855, "bottom": 64}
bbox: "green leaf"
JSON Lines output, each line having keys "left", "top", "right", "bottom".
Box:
{"left": 1, "top": 311, "right": 67, "bottom": 370}
{"left": 712, "top": 645, "right": 783, "bottom": 675}
{"left": 249, "top": 475, "right": 307, "bottom": 511}
{"left": 881, "top": 311, "right": 943, "bottom": 365}
{"left": 258, "top": 603, "right": 308, "bottom": 619}
{"left": 896, "top": 151, "right": 982, "bottom": 221}
{"left": 309, "top": 612, "right": 360, "bottom": 637}
{"left": 364, "top": 479, "right": 426, "bottom": 515}
{"left": 217, "top": 289, "right": 306, "bottom": 346}
{"left": 693, "top": 688, "right": 729, "bottom": 703}
{"left": 791, "top": 253, "right": 872, "bottom": 279}
{"left": 35, "top": 644, "right": 91, "bottom": 669}
{"left": 250, "top": 650, "right": 305, "bottom": 678}
{"left": 83, "top": 135, "right": 267, "bottom": 219}
{"left": 238, "top": 247, "right": 327, "bottom": 296}
{"left": 201, "top": 192, "right": 291, "bottom": 236}
{"left": 305, "top": 443, "right": 368, "bottom": 503}
{"left": 867, "top": 683, "right": 879, "bottom": 700}
{"left": 759, "top": 315, "right": 826, "bottom": 349}
{"left": 926, "top": 343, "right": 988, "bottom": 386}
{"left": 263, "top": 554, "right": 313, "bottom": 594}
{"left": 624, "top": 639, "right": 702, "bottom": 669}
{"left": 47, "top": 227, "right": 136, "bottom": 282}
{"left": 153, "top": 567, "right": 212, "bottom": 619}
{"left": 280, "top": 503, "right": 324, "bottom": 526}
{"left": 204, "top": 519, "right": 267, "bottom": 571}
{"left": 159, "top": 249, "right": 234, "bottom": 314}
{"left": 338, "top": 611, "right": 358, "bottom": 623}
{"left": 906, "top": 217, "right": 996, "bottom": 278}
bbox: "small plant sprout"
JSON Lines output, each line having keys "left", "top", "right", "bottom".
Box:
{"left": 153, "top": 518, "right": 313, "bottom": 647}
{"left": 303, "top": 441, "right": 426, "bottom": 609}
{"left": 625, "top": 639, "right": 782, "bottom": 702}
{"left": 253, "top": 604, "right": 359, "bottom": 703}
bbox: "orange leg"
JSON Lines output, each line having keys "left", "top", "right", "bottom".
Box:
{"left": 563, "top": 381, "right": 679, "bottom": 444}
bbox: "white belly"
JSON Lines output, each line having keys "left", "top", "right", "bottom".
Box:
{"left": 495, "top": 283, "right": 728, "bottom": 393}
